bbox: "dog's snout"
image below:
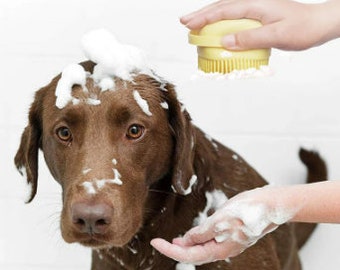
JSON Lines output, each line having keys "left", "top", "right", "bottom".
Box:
{"left": 71, "top": 202, "right": 113, "bottom": 235}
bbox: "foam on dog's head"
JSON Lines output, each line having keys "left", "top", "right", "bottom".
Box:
{"left": 55, "top": 64, "right": 87, "bottom": 109}
{"left": 81, "top": 29, "right": 150, "bottom": 84}
{"left": 55, "top": 29, "right": 153, "bottom": 109}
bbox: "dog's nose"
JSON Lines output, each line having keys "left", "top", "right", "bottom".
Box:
{"left": 71, "top": 202, "right": 113, "bottom": 235}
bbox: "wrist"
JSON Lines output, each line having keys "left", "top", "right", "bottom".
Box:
{"left": 313, "top": 1, "right": 340, "bottom": 45}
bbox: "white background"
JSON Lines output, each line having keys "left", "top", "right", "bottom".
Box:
{"left": 1, "top": 0, "right": 340, "bottom": 269}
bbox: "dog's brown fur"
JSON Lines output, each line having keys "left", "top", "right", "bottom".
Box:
{"left": 15, "top": 61, "right": 327, "bottom": 270}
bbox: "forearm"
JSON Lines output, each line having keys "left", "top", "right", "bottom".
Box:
{"left": 280, "top": 181, "right": 340, "bottom": 224}
{"left": 251, "top": 181, "right": 340, "bottom": 224}
{"left": 320, "top": 0, "right": 340, "bottom": 45}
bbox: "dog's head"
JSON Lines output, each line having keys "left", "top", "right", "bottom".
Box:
{"left": 14, "top": 61, "right": 196, "bottom": 248}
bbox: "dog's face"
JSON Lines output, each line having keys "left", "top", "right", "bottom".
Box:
{"left": 14, "top": 62, "right": 196, "bottom": 249}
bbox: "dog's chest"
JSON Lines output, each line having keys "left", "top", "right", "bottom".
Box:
{"left": 95, "top": 246, "right": 176, "bottom": 270}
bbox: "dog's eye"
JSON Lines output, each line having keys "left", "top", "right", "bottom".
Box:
{"left": 56, "top": 127, "right": 72, "bottom": 142}
{"left": 126, "top": 124, "right": 144, "bottom": 140}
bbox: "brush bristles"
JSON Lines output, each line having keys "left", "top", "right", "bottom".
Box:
{"left": 198, "top": 57, "right": 269, "bottom": 73}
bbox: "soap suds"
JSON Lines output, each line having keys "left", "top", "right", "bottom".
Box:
{"left": 82, "top": 168, "right": 92, "bottom": 175}
{"left": 183, "top": 175, "right": 198, "bottom": 195}
{"left": 220, "top": 51, "right": 233, "bottom": 58}
{"left": 176, "top": 263, "right": 196, "bottom": 270}
{"left": 18, "top": 166, "right": 34, "bottom": 203}
{"left": 200, "top": 189, "right": 296, "bottom": 247}
{"left": 95, "top": 249, "right": 104, "bottom": 260}
{"left": 160, "top": 101, "right": 169, "bottom": 109}
{"left": 191, "top": 66, "right": 273, "bottom": 81}
{"left": 81, "top": 170, "right": 123, "bottom": 194}
{"left": 96, "top": 178, "right": 122, "bottom": 189}
{"left": 133, "top": 90, "right": 152, "bottom": 116}
{"left": 98, "top": 77, "right": 115, "bottom": 91}
{"left": 82, "top": 181, "right": 97, "bottom": 195}
{"left": 112, "top": 169, "right": 123, "bottom": 185}
{"left": 81, "top": 29, "right": 149, "bottom": 83}
{"left": 86, "top": 98, "right": 101, "bottom": 106}
{"left": 204, "top": 133, "right": 218, "bottom": 150}
{"left": 193, "top": 189, "right": 228, "bottom": 226}
{"left": 55, "top": 64, "right": 87, "bottom": 109}
{"left": 232, "top": 154, "right": 239, "bottom": 161}
{"left": 72, "top": 98, "right": 80, "bottom": 105}
{"left": 55, "top": 29, "right": 157, "bottom": 109}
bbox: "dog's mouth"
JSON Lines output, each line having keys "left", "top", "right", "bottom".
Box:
{"left": 72, "top": 232, "right": 127, "bottom": 249}
{"left": 77, "top": 235, "right": 113, "bottom": 248}
{"left": 62, "top": 222, "right": 141, "bottom": 249}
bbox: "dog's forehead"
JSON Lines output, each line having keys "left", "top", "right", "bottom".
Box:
{"left": 84, "top": 75, "right": 164, "bottom": 109}
{"left": 43, "top": 74, "right": 166, "bottom": 123}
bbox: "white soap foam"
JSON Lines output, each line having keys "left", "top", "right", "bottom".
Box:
{"left": 72, "top": 98, "right": 80, "bottom": 105}
{"left": 55, "top": 64, "right": 87, "bottom": 109}
{"left": 112, "top": 169, "right": 123, "bottom": 185}
{"left": 54, "top": 29, "right": 167, "bottom": 109}
{"left": 191, "top": 66, "right": 273, "bottom": 81}
{"left": 193, "top": 189, "right": 228, "bottom": 226}
{"left": 183, "top": 175, "right": 198, "bottom": 195}
{"left": 18, "top": 166, "right": 34, "bottom": 203}
{"left": 98, "top": 76, "right": 115, "bottom": 91}
{"left": 96, "top": 178, "right": 122, "bottom": 189}
{"left": 232, "top": 154, "right": 239, "bottom": 160}
{"left": 82, "top": 168, "right": 92, "bottom": 175}
{"left": 86, "top": 98, "right": 101, "bottom": 106}
{"left": 81, "top": 29, "right": 149, "bottom": 83}
{"left": 133, "top": 90, "right": 152, "bottom": 116}
{"left": 204, "top": 133, "right": 218, "bottom": 150}
{"left": 209, "top": 192, "right": 296, "bottom": 246}
{"left": 82, "top": 181, "right": 97, "bottom": 195}
{"left": 160, "top": 101, "right": 169, "bottom": 109}
{"left": 176, "top": 262, "right": 196, "bottom": 270}
{"left": 82, "top": 174, "right": 123, "bottom": 194}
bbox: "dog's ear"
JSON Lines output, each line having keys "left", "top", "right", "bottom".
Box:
{"left": 163, "top": 83, "right": 196, "bottom": 195}
{"left": 14, "top": 89, "right": 45, "bottom": 203}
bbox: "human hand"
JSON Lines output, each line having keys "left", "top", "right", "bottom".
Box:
{"left": 180, "top": 0, "right": 340, "bottom": 51}
{"left": 151, "top": 187, "right": 294, "bottom": 265}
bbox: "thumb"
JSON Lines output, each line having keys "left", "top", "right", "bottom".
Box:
{"left": 221, "top": 24, "right": 281, "bottom": 50}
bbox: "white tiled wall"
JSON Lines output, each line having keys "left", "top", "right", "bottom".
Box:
{"left": 1, "top": 0, "right": 340, "bottom": 269}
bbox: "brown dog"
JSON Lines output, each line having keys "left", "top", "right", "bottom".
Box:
{"left": 15, "top": 61, "right": 326, "bottom": 270}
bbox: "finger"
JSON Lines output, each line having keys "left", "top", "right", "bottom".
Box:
{"left": 150, "top": 238, "right": 182, "bottom": 260}
{"left": 182, "top": 224, "right": 219, "bottom": 246}
{"left": 150, "top": 238, "right": 207, "bottom": 263}
{"left": 180, "top": 0, "right": 232, "bottom": 25}
{"left": 151, "top": 238, "right": 221, "bottom": 264}
{"left": 172, "top": 237, "right": 187, "bottom": 246}
{"left": 182, "top": 0, "right": 264, "bottom": 30}
{"left": 221, "top": 23, "right": 284, "bottom": 50}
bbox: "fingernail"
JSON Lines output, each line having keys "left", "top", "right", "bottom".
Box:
{"left": 222, "top": 35, "right": 236, "bottom": 49}
{"left": 180, "top": 14, "right": 190, "bottom": 23}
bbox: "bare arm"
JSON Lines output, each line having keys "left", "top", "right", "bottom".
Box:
{"left": 180, "top": 0, "right": 340, "bottom": 51}
{"left": 151, "top": 181, "right": 340, "bottom": 264}
{"left": 273, "top": 181, "right": 340, "bottom": 223}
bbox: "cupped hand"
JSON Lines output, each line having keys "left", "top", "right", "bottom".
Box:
{"left": 151, "top": 188, "right": 288, "bottom": 264}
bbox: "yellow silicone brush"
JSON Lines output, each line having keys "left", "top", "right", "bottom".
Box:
{"left": 189, "top": 19, "right": 271, "bottom": 73}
